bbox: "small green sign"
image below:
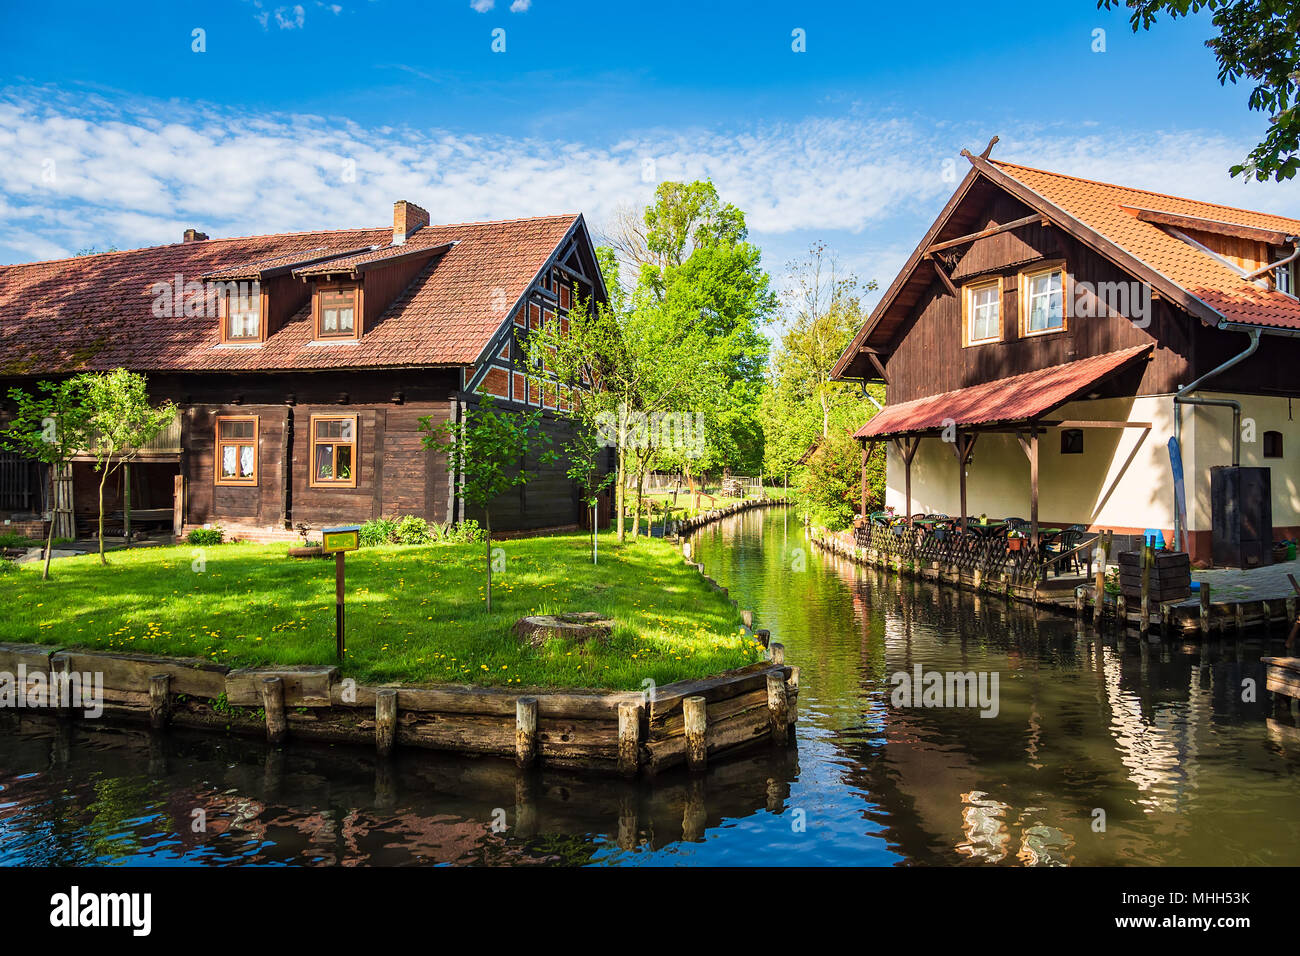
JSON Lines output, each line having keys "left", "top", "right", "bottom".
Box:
{"left": 321, "top": 524, "right": 360, "bottom": 554}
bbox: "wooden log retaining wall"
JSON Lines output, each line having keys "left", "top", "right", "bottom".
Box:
{"left": 0, "top": 643, "right": 797, "bottom": 775}
{"left": 812, "top": 526, "right": 1298, "bottom": 639}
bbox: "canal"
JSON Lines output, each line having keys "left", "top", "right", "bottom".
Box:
{"left": 1, "top": 505, "right": 1296, "bottom": 865}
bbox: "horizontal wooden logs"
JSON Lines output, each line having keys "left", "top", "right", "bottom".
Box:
{"left": 50, "top": 649, "right": 228, "bottom": 700}
{"left": 328, "top": 681, "right": 641, "bottom": 719}
{"left": 226, "top": 665, "right": 338, "bottom": 707}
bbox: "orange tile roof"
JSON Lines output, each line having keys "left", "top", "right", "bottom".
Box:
{"left": 854, "top": 345, "right": 1152, "bottom": 438}
{"left": 992, "top": 160, "right": 1300, "bottom": 330}
{"left": 0, "top": 215, "right": 579, "bottom": 375}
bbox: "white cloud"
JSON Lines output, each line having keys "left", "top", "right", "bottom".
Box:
{"left": 275, "top": 5, "right": 306, "bottom": 29}
{"left": 510, "top": 0, "right": 531, "bottom": 11}
{"left": 470, "top": 0, "right": 495, "bottom": 12}
{"left": 0, "top": 88, "right": 1295, "bottom": 279}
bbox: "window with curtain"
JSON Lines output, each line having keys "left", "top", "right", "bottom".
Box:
{"left": 311, "top": 415, "right": 357, "bottom": 486}
{"left": 215, "top": 416, "right": 258, "bottom": 485}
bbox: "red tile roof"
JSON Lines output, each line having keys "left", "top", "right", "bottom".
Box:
{"left": 854, "top": 345, "right": 1153, "bottom": 438}
{"left": 991, "top": 160, "right": 1300, "bottom": 330}
{"left": 0, "top": 215, "right": 579, "bottom": 376}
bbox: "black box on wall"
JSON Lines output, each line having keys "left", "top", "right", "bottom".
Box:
{"left": 1210, "top": 466, "right": 1272, "bottom": 568}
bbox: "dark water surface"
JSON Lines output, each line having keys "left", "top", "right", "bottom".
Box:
{"left": 2, "top": 506, "right": 1297, "bottom": 866}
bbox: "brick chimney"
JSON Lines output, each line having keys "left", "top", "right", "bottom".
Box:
{"left": 182, "top": 228, "right": 209, "bottom": 243}
{"left": 393, "top": 201, "right": 430, "bottom": 245}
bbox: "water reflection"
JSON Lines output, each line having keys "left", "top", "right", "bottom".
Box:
{"left": 0, "top": 505, "right": 1297, "bottom": 866}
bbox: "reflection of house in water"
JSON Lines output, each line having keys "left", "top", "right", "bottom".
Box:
{"left": 824, "top": 569, "right": 1274, "bottom": 865}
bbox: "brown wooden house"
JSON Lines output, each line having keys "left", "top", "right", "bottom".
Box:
{"left": 833, "top": 149, "right": 1300, "bottom": 566}
{"left": 0, "top": 201, "right": 610, "bottom": 540}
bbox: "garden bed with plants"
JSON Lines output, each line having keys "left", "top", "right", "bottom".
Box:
{"left": 5, "top": 530, "right": 764, "bottom": 690}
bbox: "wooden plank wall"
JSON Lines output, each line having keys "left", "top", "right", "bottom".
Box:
{"left": 885, "top": 193, "right": 1191, "bottom": 405}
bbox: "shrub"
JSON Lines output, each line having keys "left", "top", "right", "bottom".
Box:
{"left": 359, "top": 517, "right": 398, "bottom": 547}
{"left": 187, "top": 527, "right": 224, "bottom": 546}
{"left": 0, "top": 532, "right": 37, "bottom": 548}
{"left": 445, "top": 519, "right": 486, "bottom": 544}
{"left": 394, "top": 515, "right": 432, "bottom": 545}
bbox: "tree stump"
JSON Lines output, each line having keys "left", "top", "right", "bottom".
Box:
{"left": 512, "top": 611, "right": 613, "bottom": 649}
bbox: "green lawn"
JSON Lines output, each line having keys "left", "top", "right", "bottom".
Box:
{"left": 3, "top": 533, "right": 763, "bottom": 690}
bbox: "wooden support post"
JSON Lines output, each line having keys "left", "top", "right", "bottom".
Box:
{"left": 122, "top": 462, "right": 132, "bottom": 541}
{"left": 335, "top": 552, "right": 346, "bottom": 662}
{"left": 515, "top": 696, "right": 538, "bottom": 769}
{"left": 260, "top": 676, "right": 286, "bottom": 745}
{"left": 1140, "top": 543, "right": 1152, "bottom": 638}
{"left": 741, "top": 609, "right": 754, "bottom": 629}
{"left": 1200, "top": 584, "right": 1212, "bottom": 636}
{"left": 1116, "top": 593, "right": 1127, "bottom": 624}
{"left": 787, "top": 666, "right": 800, "bottom": 724}
{"left": 149, "top": 673, "right": 170, "bottom": 730}
{"left": 617, "top": 701, "right": 640, "bottom": 777}
{"left": 375, "top": 688, "right": 397, "bottom": 758}
{"left": 684, "top": 695, "right": 707, "bottom": 771}
{"left": 755, "top": 628, "right": 771, "bottom": 648}
{"left": 1235, "top": 602, "right": 1246, "bottom": 635}
{"left": 860, "top": 440, "right": 869, "bottom": 518}
{"left": 1075, "top": 587, "right": 1086, "bottom": 617}
{"left": 767, "top": 671, "right": 789, "bottom": 744}
{"left": 1028, "top": 430, "right": 1039, "bottom": 545}
{"left": 1094, "top": 530, "right": 1111, "bottom": 626}
{"left": 769, "top": 641, "right": 785, "bottom": 665}
{"left": 173, "top": 474, "right": 185, "bottom": 538}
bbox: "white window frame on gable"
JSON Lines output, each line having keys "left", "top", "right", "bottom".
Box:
{"left": 1277, "top": 259, "right": 1295, "bottom": 297}
{"left": 962, "top": 278, "right": 1002, "bottom": 346}
{"left": 1019, "top": 262, "right": 1068, "bottom": 337}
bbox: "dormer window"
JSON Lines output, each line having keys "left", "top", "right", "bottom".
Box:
{"left": 314, "top": 284, "right": 360, "bottom": 340}
{"left": 962, "top": 278, "right": 1001, "bottom": 346}
{"left": 220, "top": 286, "right": 264, "bottom": 343}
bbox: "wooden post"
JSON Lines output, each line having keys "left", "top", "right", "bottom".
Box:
{"left": 172, "top": 474, "right": 185, "bottom": 538}
{"left": 260, "top": 676, "right": 286, "bottom": 745}
{"left": 515, "top": 696, "right": 538, "bottom": 768}
{"left": 1028, "top": 430, "right": 1039, "bottom": 545}
{"left": 1200, "top": 584, "right": 1212, "bottom": 636}
{"left": 755, "top": 628, "right": 771, "bottom": 648}
{"left": 1116, "top": 593, "right": 1127, "bottom": 626}
{"left": 1075, "top": 586, "right": 1085, "bottom": 617}
{"left": 769, "top": 641, "right": 785, "bottom": 665}
{"left": 1235, "top": 602, "right": 1246, "bottom": 634}
{"left": 1094, "top": 530, "right": 1111, "bottom": 626}
{"left": 741, "top": 609, "right": 754, "bottom": 628}
{"left": 375, "top": 688, "right": 397, "bottom": 758}
{"left": 767, "top": 671, "right": 789, "bottom": 743}
{"left": 860, "top": 440, "right": 869, "bottom": 518}
{"left": 149, "top": 673, "right": 170, "bottom": 730}
{"left": 684, "top": 695, "right": 707, "bottom": 771}
{"left": 787, "top": 666, "right": 800, "bottom": 724}
{"left": 1140, "top": 542, "right": 1152, "bottom": 638}
{"left": 122, "top": 462, "right": 132, "bottom": 541}
{"left": 335, "top": 552, "right": 346, "bottom": 661}
{"left": 617, "top": 701, "right": 640, "bottom": 777}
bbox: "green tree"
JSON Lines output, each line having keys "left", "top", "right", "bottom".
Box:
{"left": 564, "top": 422, "right": 614, "bottom": 564}
{"left": 1101, "top": 0, "right": 1300, "bottom": 181}
{"left": 420, "top": 393, "right": 556, "bottom": 611}
{"left": 81, "top": 369, "right": 177, "bottom": 564}
{"left": 0, "top": 378, "right": 94, "bottom": 579}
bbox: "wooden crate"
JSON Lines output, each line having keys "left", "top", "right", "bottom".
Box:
{"left": 1118, "top": 550, "right": 1190, "bottom": 602}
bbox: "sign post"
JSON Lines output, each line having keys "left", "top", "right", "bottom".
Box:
{"left": 321, "top": 525, "right": 360, "bottom": 662}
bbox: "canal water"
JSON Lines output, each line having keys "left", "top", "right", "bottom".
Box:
{"left": 2, "top": 505, "right": 1297, "bottom": 866}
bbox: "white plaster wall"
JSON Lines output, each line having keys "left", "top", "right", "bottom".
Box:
{"left": 1186, "top": 391, "right": 1300, "bottom": 531}
{"left": 883, "top": 396, "right": 1179, "bottom": 531}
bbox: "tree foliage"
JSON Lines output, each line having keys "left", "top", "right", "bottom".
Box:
{"left": 0, "top": 378, "right": 94, "bottom": 579}
{"left": 1101, "top": 0, "right": 1300, "bottom": 181}
{"left": 81, "top": 368, "right": 177, "bottom": 564}
{"left": 420, "top": 393, "right": 556, "bottom": 610}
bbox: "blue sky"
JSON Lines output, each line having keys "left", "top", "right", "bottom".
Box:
{"left": 2, "top": 0, "right": 1297, "bottom": 307}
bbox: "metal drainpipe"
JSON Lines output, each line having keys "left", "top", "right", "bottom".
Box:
{"left": 1172, "top": 326, "right": 1261, "bottom": 550}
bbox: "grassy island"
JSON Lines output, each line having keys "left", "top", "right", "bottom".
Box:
{"left": 4, "top": 532, "right": 762, "bottom": 690}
